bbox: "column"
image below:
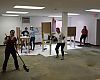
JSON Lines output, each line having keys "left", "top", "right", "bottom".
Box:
{"left": 52, "top": 17, "right": 56, "bottom": 33}
{"left": 62, "top": 12, "right": 68, "bottom": 52}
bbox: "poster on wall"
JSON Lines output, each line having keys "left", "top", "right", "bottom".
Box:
{"left": 22, "top": 17, "right": 30, "bottom": 23}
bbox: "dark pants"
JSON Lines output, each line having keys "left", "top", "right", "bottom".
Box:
{"left": 30, "top": 37, "right": 35, "bottom": 50}
{"left": 55, "top": 43, "right": 65, "bottom": 57}
{"left": 2, "top": 48, "right": 19, "bottom": 71}
{"left": 80, "top": 34, "right": 87, "bottom": 45}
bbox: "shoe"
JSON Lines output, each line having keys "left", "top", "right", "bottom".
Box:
{"left": 56, "top": 56, "right": 59, "bottom": 58}
{"left": 1, "top": 70, "right": 6, "bottom": 73}
{"left": 16, "top": 68, "right": 20, "bottom": 71}
{"left": 61, "top": 57, "right": 64, "bottom": 60}
{"left": 32, "top": 49, "right": 34, "bottom": 51}
{"left": 61, "top": 58, "right": 64, "bottom": 60}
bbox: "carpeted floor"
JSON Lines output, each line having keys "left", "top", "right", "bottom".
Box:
{"left": 0, "top": 46, "right": 100, "bottom": 80}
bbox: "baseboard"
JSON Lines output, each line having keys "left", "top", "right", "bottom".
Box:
{"left": 0, "top": 42, "right": 42, "bottom": 46}
{"left": 0, "top": 44, "right": 5, "bottom": 46}
{"left": 0, "top": 41, "right": 100, "bottom": 47}
{"left": 75, "top": 40, "right": 100, "bottom": 46}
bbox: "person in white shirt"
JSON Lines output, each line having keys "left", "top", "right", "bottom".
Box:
{"left": 53, "top": 28, "right": 65, "bottom": 60}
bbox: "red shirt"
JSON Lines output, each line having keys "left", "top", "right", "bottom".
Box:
{"left": 81, "top": 29, "right": 88, "bottom": 35}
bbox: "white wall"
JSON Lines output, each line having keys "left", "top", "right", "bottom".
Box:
{"left": 30, "top": 16, "right": 52, "bottom": 42}
{"left": 21, "top": 16, "right": 52, "bottom": 42}
{"left": 55, "top": 15, "right": 97, "bottom": 45}
{"left": 0, "top": 16, "right": 21, "bottom": 45}
{"left": 0, "top": 15, "right": 97, "bottom": 45}
{"left": 30, "top": 16, "right": 52, "bottom": 27}
{"left": 0, "top": 16, "right": 52, "bottom": 45}
{"left": 21, "top": 16, "right": 52, "bottom": 30}
{"left": 69, "top": 14, "right": 97, "bottom": 45}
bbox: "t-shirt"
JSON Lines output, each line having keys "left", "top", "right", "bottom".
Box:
{"left": 30, "top": 30, "right": 35, "bottom": 37}
{"left": 54, "top": 32, "right": 65, "bottom": 43}
{"left": 21, "top": 31, "right": 29, "bottom": 36}
{"left": 81, "top": 29, "right": 88, "bottom": 35}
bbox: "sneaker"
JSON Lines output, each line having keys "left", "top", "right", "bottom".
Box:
{"left": 29, "top": 49, "right": 32, "bottom": 50}
{"left": 1, "top": 70, "right": 6, "bottom": 73}
{"left": 56, "top": 56, "right": 59, "bottom": 58}
{"left": 61, "top": 57, "right": 64, "bottom": 60}
{"left": 32, "top": 49, "right": 34, "bottom": 51}
{"left": 16, "top": 68, "right": 20, "bottom": 71}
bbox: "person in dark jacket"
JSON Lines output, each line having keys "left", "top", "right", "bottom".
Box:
{"left": 2, "top": 30, "right": 19, "bottom": 72}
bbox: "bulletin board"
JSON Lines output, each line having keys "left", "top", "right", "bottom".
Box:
{"left": 41, "top": 22, "right": 52, "bottom": 54}
{"left": 16, "top": 27, "right": 20, "bottom": 39}
{"left": 16, "top": 27, "right": 20, "bottom": 49}
{"left": 42, "top": 22, "right": 51, "bottom": 33}
{"left": 68, "top": 27, "right": 76, "bottom": 36}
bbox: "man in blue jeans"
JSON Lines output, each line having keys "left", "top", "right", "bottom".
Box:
{"left": 30, "top": 27, "right": 35, "bottom": 50}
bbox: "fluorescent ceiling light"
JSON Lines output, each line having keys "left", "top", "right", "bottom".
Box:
{"left": 6, "top": 11, "right": 28, "bottom": 14}
{"left": 68, "top": 13, "right": 80, "bottom": 15}
{"left": 48, "top": 13, "right": 80, "bottom": 17}
{"left": 2, "top": 14, "right": 19, "bottom": 16}
{"left": 85, "top": 9, "right": 100, "bottom": 12}
{"left": 48, "top": 16, "right": 62, "bottom": 17}
{"left": 14, "top": 6, "right": 45, "bottom": 9}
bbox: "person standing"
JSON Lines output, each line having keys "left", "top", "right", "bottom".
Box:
{"left": 30, "top": 27, "right": 35, "bottom": 50}
{"left": 21, "top": 27, "right": 29, "bottom": 47}
{"left": 54, "top": 28, "right": 65, "bottom": 60}
{"left": 2, "top": 30, "right": 19, "bottom": 72}
{"left": 80, "top": 26, "right": 88, "bottom": 45}
{"left": 21, "top": 27, "right": 29, "bottom": 36}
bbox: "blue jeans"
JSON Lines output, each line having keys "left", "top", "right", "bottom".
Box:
{"left": 30, "top": 37, "right": 35, "bottom": 50}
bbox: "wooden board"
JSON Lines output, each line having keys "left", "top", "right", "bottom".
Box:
{"left": 16, "top": 27, "right": 20, "bottom": 49}
{"left": 42, "top": 22, "right": 51, "bottom": 33}
{"left": 16, "top": 27, "right": 20, "bottom": 38}
{"left": 68, "top": 27, "right": 76, "bottom": 36}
